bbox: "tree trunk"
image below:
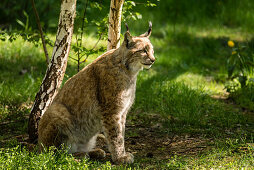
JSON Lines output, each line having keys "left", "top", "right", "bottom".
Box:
{"left": 28, "top": 0, "right": 77, "bottom": 143}
{"left": 107, "top": 0, "right": 125, "bottom": 50}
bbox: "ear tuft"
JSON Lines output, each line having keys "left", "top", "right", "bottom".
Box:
{"left": 124, "top": 31, "right": 133, "bottom": 48}
{"left": 147, "top": 21, "right": 152, "bottom": 36}
{"left": 125, "top": 23, "right": 129, "bottom": 32}
{"left": 140, "top": 21, "right": 152, "bottom": 38}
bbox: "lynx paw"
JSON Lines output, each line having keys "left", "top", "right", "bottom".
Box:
{"left": 88, "top": 148, "right": 106, "bottom": 159}
{"left": 72, "top": 152, "right": 89, "bottom": 158}
{"left": 114, "top": 152, "right": 134, "bottom": 164}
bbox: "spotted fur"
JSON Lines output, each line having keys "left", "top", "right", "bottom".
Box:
{"left": 38, "top": 23, "right": 155, "bottom": 164}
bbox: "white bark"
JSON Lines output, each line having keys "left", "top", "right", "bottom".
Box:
{"left": 28, "top": 0, "right": 77, "bottom": 142}
{"left": 107, "top": 0, "right": 125, "bottom": 50}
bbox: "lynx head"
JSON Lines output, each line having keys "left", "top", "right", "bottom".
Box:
{"left": 121, "top": 22, "right": 155, "bottom": 73}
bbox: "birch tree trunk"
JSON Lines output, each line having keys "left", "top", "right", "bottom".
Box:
{"left": 107, "top": 0, "right": 125, "bottom": 50}
{"left": 28, "top": 0, "right": 77, "bottom": 143}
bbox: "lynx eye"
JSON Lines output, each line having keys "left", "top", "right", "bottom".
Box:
{"left": 134, "top": 50, "right": 145, "bottom": 54}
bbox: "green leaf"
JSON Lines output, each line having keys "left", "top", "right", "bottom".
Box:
{"left": 129, "top": 1, "right": 136, "bottom": 6}
{"left": 227, "top": 65, "right": 235, "bottom": 78}
{"left": 136, "top": 12, "right": 142, "bottom": 19}
{"left": 90, "top": 2, "right": 103, "bottom": 10}
{"left": 16, "top": 19, "right": 26, "bottom": 28}
{"left": 23, "top": 11, "right": 29, "bottom": 18}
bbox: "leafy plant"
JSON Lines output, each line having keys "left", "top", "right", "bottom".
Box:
{"left": 0, "top": 10, "right": 54, "bottom": 48}
{"left": 70, "top": 0, "right": 107, "bottom": 72}
{"left": 226, "top": 40, "right": 254, "bottom": 92}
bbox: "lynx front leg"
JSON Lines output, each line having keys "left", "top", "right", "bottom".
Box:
{"left": 121, "top": 111, "right": 127, "bottom": 139}
{"left": 102, "top": 114, "right": 134, "bottom": 164}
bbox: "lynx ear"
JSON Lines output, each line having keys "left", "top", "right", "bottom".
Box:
{"left": 140, "top": 21, "right": 152, "bottom": 38}
{"left": 124, "top": 23, "right": 134, "bottom": 48}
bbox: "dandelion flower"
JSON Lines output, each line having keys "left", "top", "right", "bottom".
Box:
{"left": 232, "top": 51, "right": 237, "bottom": 55}
{"left": 228, "top": 40, "right": 235, "bottom": 47}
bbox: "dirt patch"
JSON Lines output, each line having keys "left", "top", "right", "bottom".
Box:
{"left": 125, "top": 125, "right": 211, "bottom": 161}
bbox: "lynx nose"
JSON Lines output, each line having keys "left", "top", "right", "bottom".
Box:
{"left": 150, "top": 56, "right": 155, "bottom": 63}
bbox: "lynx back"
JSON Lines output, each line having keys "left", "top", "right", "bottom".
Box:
{"left": 38, "top": 22, "right": 155, "bottom": 164}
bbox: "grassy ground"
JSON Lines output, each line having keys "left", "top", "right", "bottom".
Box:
{"left": 1, "top": 11, "right": 254, "bottom": 170}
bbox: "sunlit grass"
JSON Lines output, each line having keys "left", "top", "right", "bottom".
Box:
{"left": 166, "top": 148, "right": 254, "bottom": 169}
{"left": 175, "top": 72, "right": 225, "bottom": 94}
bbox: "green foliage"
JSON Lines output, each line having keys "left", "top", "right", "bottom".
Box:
{"left": 122, "top": 0, "right": 159, "bottom": 23}
{"left": 122, "top": 1, "right": 142, "bottom": 22}
{"left": 226, "top": 40, "right": 254, "bottom": 88}
{"left": 0, "top": 0, "right": 60, "bottom": 31}
{"left": 224, "top": 40, "right": 254, "bottom": 110}
{"left": 16, "top": 11, "right": 30, "bottom": 32}
{"left": 0, "top": 10, "right": 54, "bottom": 48}
{"left": 70, "top": 0, "right": 108, "bottom": 72}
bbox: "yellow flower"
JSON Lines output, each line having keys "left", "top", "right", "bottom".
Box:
{"left": 228, "top": 40, "right": 235, "bottom": 47}
{"left": 232, "top": 51, "right": 237, "bottom": 55}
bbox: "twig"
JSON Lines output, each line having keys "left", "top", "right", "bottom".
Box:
{"left": 92, "top": 32, "right": 103, "bottom": 50}
{"left": 76, "top": 34, "right": 80, "bottom": 72}
{"left": 30, "top": 0, "right": 50, "bottom": 65}
{"left": 79, "top": 32, "right": 103, "bottom": 64}
{"left": 76, "top": 0, "right": 89, "bottom": 72}
{"left": 69, "top": 56, "right": 79, "bottom": 62}
{"left": 80, "top": 0, "right": 89, "bottom": 48}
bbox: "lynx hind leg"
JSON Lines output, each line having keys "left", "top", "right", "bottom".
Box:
{"left": 38, "top": 103, "right": 71, "bottom": 152}
{"left": 38, "top": 122, "right": 60, "bottom": 152}
{"left": 73, "top": 135, "right": 106, "bottom": 159}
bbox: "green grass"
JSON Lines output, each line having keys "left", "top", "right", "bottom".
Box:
{"left": 1, "top": 10, "right": 254, "bottom": 169}
{"left": 0, "top": 146, "right": 116, "bottom": 169}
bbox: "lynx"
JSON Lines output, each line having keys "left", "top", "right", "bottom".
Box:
{"left": 38, "top": 22, "right": 155, "bottom": 164}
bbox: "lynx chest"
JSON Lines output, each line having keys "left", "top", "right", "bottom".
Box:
{"left": 120, "top": 83, "right": 136, "bottom": 115}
